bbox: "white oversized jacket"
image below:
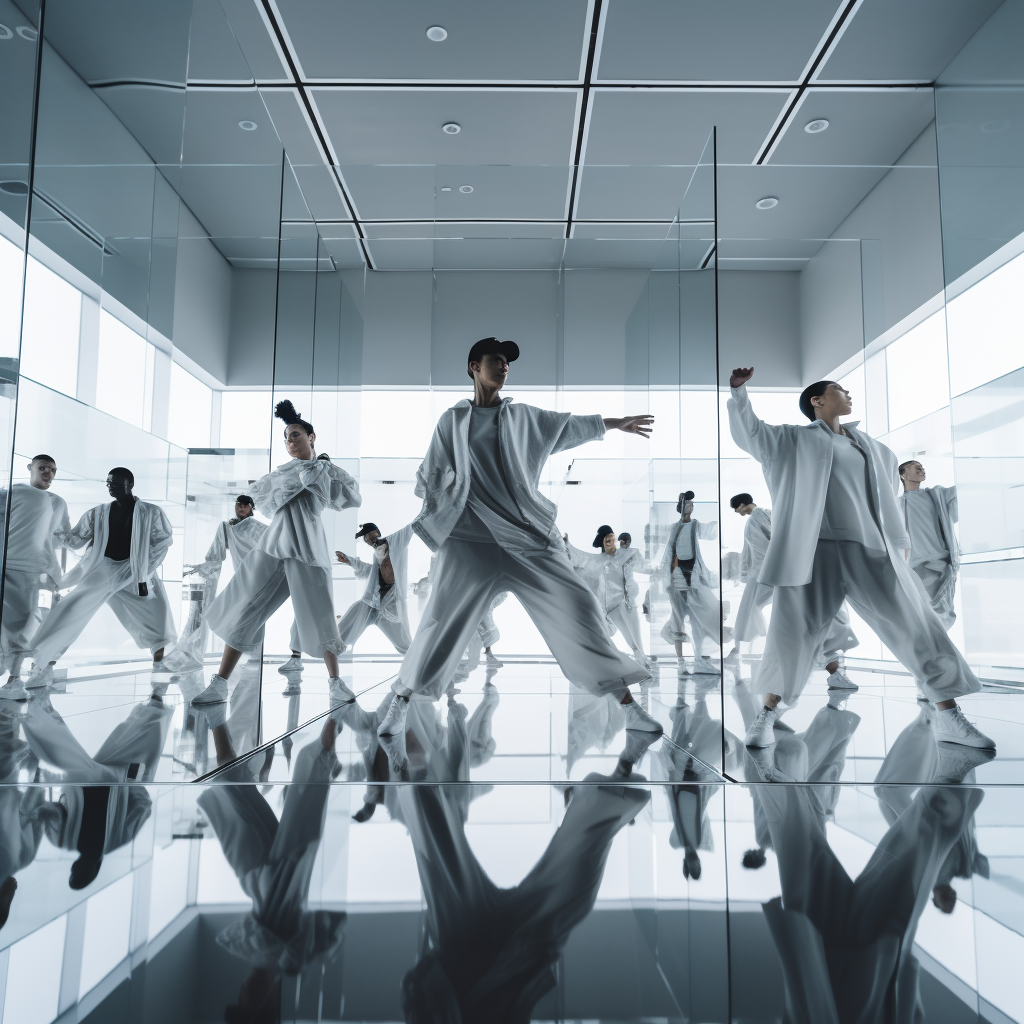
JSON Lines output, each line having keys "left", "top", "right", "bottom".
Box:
{"left": 740, "top": 507, "right": 773, "bottom": 583}
{"left": 339, "top": 524, "right": 413, "bottom": 624}
{"left": 898, "top": 485, "right": 959, "bottom": 574}
{"left": 195, "top": 516, "right": 267, "bottom": 581}
{"left": 658, "top": 518, "right": 718, "bottom": 590}
{"left": 61, "top": 500, "right": 173, "bottom": 590}
{"left": 412, "top": 398, "right": 606, "bottom": 551}
{"left": 728, "top": 385, "right": 911, "bottom": 587}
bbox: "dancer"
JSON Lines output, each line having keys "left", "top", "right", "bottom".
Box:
{"left": 566, "top": 524, "right": 652, "bottom": 671}
{"left": 0, "top": 455, "right": 70, "bottom": 697}
{"left": 198, "top": 401, "right": 360, "bottom": 705}
{"left": 334, "top": 521, "right": 413, "bottom": 655}
{"left": 899, "top": 460, "right": 959, "bottom": 629}
{"left": 24, "top": 467, "right": 176, "bottom": 689}
{"left": 728, "top": 368, "right": 992, "bottom": 749}
{"left": 659, "top": 491, "right": 721, "bottom": 674}
{"left": 725, "top": 492, "right": 859, "bottom": 691}
{"left": 372, "top": 337, "right": 659, "bottom": 766}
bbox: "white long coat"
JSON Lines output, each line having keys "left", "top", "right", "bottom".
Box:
{"left": 339, "top": 524, "right": 413, "bottom": 625}
{"left": 412, "top": 398, "right": 606, "bottom": 551}
{"left": 727, "top": 384, "right": 911, "bottom": 587}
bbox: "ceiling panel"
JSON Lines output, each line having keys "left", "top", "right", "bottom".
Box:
{"left": 364, "top": 223, "right": 565, "bottom": 240}
{"left": 184, "top": 0, "right": 256, "bottom": 83}
{"left": 273, "top": 0, "right": 590, "bottom": 82}
{"left": 815, "top": 0, "right": 1002, "bottom": 83}
{"left": 310, "top": 88, "right": 579, "bottom": 166}
{"left": 769, "top": 88, "right": 936, "bottom": 166}
{"left": 574, "top": 166, "right": 706, "bottom": 221}
{"left": 570, "top": 223, "right": 674, "bottom": 239}
{"left": 343, "top": 165, "right": 573, "bottom": 222}
{"left": 585, "top": 89, "right": 791, "bottom": 165}
{"left": 596, "top": 0, "right": 839, "bottom": 83}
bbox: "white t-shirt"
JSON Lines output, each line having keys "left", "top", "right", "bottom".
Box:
{"left": 818, "top": 431, "right": 886, "bottom": 551}
{"left": 6, "top": 484, "right": 69, "bottom": 583}
{"left": 903, "top": 490, "right": 948, "bottom": 567}
{"left": 674, "top": 520, "right": 696, "bottom": 561}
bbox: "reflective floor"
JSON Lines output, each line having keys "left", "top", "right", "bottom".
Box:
{"left": 0, "top": 647, "right": 1021, "bottom": 1022}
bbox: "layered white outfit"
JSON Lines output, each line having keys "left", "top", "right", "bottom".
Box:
{"left": 207, "top": 458, "right": 360, "bottom": 658}
{"left": 336, "top": 525, "right": 413, "bottom": 654}
{"left": 899, "top": 485, "right": 959, "bottom": 629}
{"left": 30, "top": 500, "right": 175, "bottom": 666}
{"left": 566, "top": 543, "right": 648, "bottom": 661}
{"left": 658, "top": 518, "right": 721, "bottom": 657}
{"left": 1, "top": 484, "right": 70, "bottom": 666}
{"left": 733, "top": 506, "right": 859, "bottom": 666}
{"left": 396, "top": 399, "right": 648, "bottom": 701}
{"left": 728, "top": 384, "right": 980, "bottom": 706}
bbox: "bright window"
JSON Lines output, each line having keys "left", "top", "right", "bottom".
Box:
{"left": 96, "top": 310, "right": 154, "bottom": 429}
{"left": 79, "top": 873, "right": 133, "bottom": 999}
{"left": 168, "top": 362, "right": 213, "bottom": 449}
{"left": 4, "top": 914, "right": 66, "bottom": 1024}
{"left": 220, "top": 390, "right": 273, "bottom": 449}
{"left": 0, "top": 234, "right": 25, "bottom": 360}
{"left": 20, "top": 256, "right": 80, "bottom": 397}
{"left": 885, "top": 311, "right": 950, "bottom": 430}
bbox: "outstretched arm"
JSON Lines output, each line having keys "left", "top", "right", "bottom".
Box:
{"left": 603, "top": 415, "right": 653, "bottom": 439}
{"left": 727, "top": 367, "right": 791, "bottom": 463}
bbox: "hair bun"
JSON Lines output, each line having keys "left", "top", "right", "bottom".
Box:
{"left": 274, "top": 399, "right": 301, "bottom": 424}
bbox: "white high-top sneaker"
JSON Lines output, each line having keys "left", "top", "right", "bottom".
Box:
{"left": 191, "top": 674, "right": 229, "bottom": 705}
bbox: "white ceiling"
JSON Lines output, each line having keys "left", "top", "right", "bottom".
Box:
{"left": 40, "top": 0, "right": 1003, "bottom": 271}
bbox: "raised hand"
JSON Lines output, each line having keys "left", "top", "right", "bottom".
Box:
{"left": 336, "top": 550, "right": 350, "bottom": 565}
{"left": 604, "top": 414, "right": 654, "bottom": 439}
{"left": 730, "top": 367, "right": 754, "bottom": 388}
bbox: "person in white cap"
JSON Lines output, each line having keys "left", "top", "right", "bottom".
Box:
{"left": 371, "top": 337, "right": 660, "bottom": 767}
{"left": 566, "top": 524, "right": 652, "bottom": 671}
{"left": 0, "top": 455, "right": 70, "bottom": 697}
{"left": 898, "top": 460, "right": 959, "bottom": 629}
{"left": 197, "top": 400, "right": 360, "bottom": 707}
{"left": 728, "top": 367, "right": 992, "bottom": 750}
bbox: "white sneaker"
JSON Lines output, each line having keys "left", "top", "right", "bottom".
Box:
{"left": 0, "top": 679, "right": 27, "bottom": 701}
{"left": 723, "top": 649, "right": 740, "bottom": 670}
{"left": 377, "top": 694, "right": 409, "bottom": 737}
{"left": 935, "top": 742, "right": 995, "bottom": 784}
{"left": 623, "top": 700, "right": 663, "bottom": 737}
{"left": 25, "top": 664, "right": 53, "bottom": 690}
{"left": 693, "top": 655, "right": 718, "bottom": 675}
{"left": 191, "top": 674, "right": 228, "bottom": 705}
{"left": 329, "top": 677, "right": 356, "bottom": 707}
{"left": 278, "top": 655, "right": 303, "bottom": 675}
{"left": 745, "top": 706, "right": 778, "bottom": 748}
{"left": 485, "top": 651, "right": 503, "bottom": 668}
{"left": 934, "top": 707, "right": 995, "bottom": 750}
{"left": 827, "top": 669, "right": 858, "bottom": 692}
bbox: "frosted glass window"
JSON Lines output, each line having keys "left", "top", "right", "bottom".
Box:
{"left": 220, "top": 391, "right": 274, "bottom": 449}
{"left": 96, "top": 311, "right": 153, "bottom": 429}
{"left": 167, "top": 362, "right": 212, "bottom": 449}
{"left": 20, "top": 256, "right": 80, "bottom": 397}
{"left": 359, "top": 390, "right": 436, "bottom": 458}
{"left": 148, "top": 840, "right": 192, "bottom": 939}
{"left": 0, "top": 234, "right": 25, "bottom": 360}
{"left": 4, "top": 914, "right": 66, "bottom": 1024}
{"left": 946, "top": 250, "right": 1024, "bottom": 396}
{"left": 885, "top": 311, "right": 950, "bottom": 430}
{"left": 79, "top": 873, "right": 133, "bottom": 999}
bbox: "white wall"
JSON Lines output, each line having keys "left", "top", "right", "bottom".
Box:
{"left": 718, "top": 270, "right": 800, "bottom": 385}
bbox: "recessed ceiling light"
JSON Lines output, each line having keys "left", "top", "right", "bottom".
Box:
{"left": 459, "top": 185, "right": 473, "bottom": 193}
{"left": 804, "top": 118, "right": 829, "bottom": 134}
{"left": 440, "top": 187, "right": 452, "bottom": 192}
{"left": 0, "top": 24, "right": 12, "bottom": 40}
{"left": 426, "top": 25, "right": 447, "bottom": 41}
{"left": 238, "top": 120, "right": 257, "bottom": 131}
{"left": 755, "top": 197, "right": 778, "bottom": 210}
{"left": 442, "top": 122, "right": 460, "bottom": 134}
{"left": 16, "top": 25, "right": 36, "bottom": 40}
{"left": 0, "top": 180, "right": 28, "bottom": 195}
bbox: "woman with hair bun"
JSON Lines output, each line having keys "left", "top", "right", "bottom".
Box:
{"left": 195, "top": 400, "right": 361, "bottom": 707}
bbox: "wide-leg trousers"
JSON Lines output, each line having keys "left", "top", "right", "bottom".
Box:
{"left": 337, "top": 598, "right": 411, "bottom": 654}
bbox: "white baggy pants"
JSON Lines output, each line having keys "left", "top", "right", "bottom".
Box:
{"left": 607, "top": 599, "right": 645, "bottom": 655}
{"left": 660, "top": 582, "right": 720, "bottom": 654}
{"left": 1, "top": 569, "right": 43, "bottom": 662}
{"left": 912, "top": 562, "right": 956, "bottom": 630}
{"left": 337, "top": 598, "right": 411, "bottom": 654}
{"left": 395, "top": 539, "right": 649, "bottom": 701}
{"left": 208, "top": 550, "right": 342, "bottom": 659}
{"left": 30, "top": 558, "right": 175, "bottom": 666}
{"left": 759, "top": 539, "right": 981, "bottom": 706}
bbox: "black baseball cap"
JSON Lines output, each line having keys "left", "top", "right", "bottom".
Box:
{"left": 467, "top": 337, "right": 520, "bottom": 372}
{"left": 355, "top": 522, "right": 380, "bottom": 538}
{"left": 592, "top": 524, "right": 615, "bottom": 548}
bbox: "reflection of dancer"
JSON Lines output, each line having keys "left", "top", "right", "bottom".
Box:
{"left": 729, "top": 369, "right": 992, "bottom": 750}
{"left": 566, "top": 525, "right": 652, "bottom": 670}
{"left": 26, "top": 467, "right": 176, "bottom": 689}
{"left": 659, "top": 492, "right": 721, "bottom": 674}
{"left": 898, "top": 461, "right": 959, "bottom": 630}
{"left": 1, "top": 455, "right": 70, "bottom": 697}
{"left": 375, "top": 337, "right": 660, "bottom": 765}
{"left": 617, "top": 532, "right": 654, "bottom": 639}
{"left": 199, "top": 402, "right": 360, "bottom": 705}
{"left": 197, "top": 719, "right": 346, "bottom": 1021}
{"left": 398, "top": 773, "right": 649, "bottom": 1022}
{"left": 334, "top": 521, "right": 413, "bottom": 654}
{"left": 24, "top": 692, "right": 172, "bottom": 889}
{"left": 725, "top": 493, "right": 859, "bottom": 691}
{"left": 173, "top": 495, "right": 266, "bottom": 673}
